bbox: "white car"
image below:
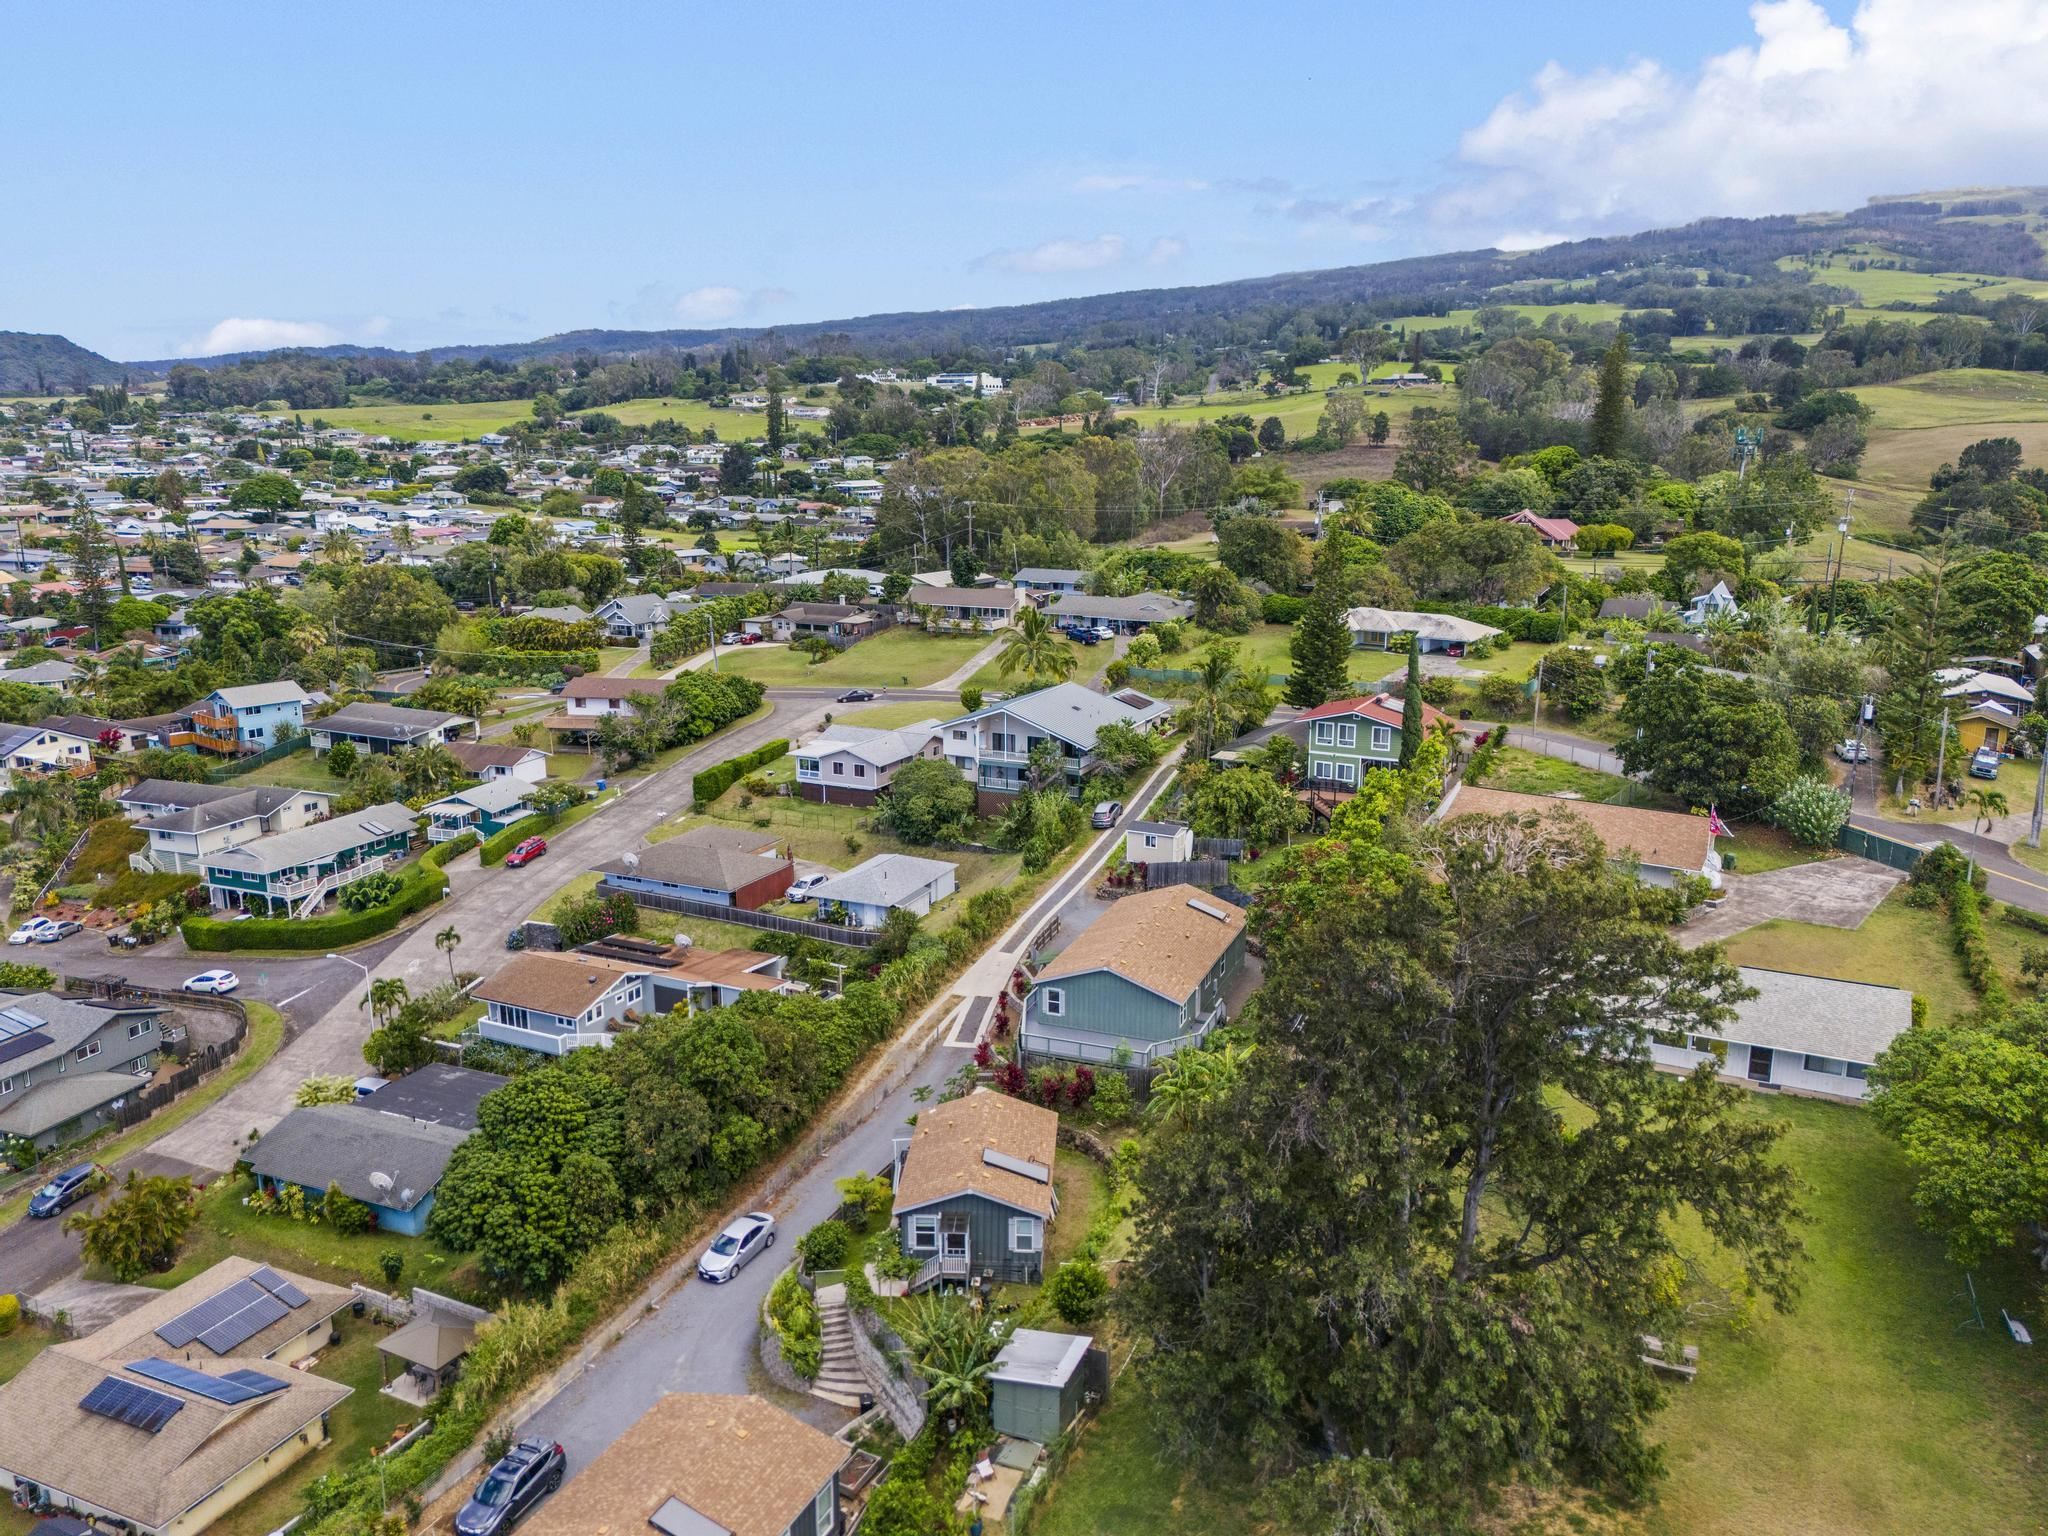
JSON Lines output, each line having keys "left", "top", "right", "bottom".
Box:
{"left": 182, "top": 969, "right": 241, "bottom": 994}
{"left": 787, "top": 873, "right": 829, "bottom": 902}
{"left": 720, "top": 631, "right": 744, "bottom": 645}
{"left": 1833, "top": 740, "right": 1871, "bottom": 763}
{"left": 697, "top": 1211, "right": 775, "bottom": 1283}
{"left": 8, "top": 918, "right": 58, "bottom": 946}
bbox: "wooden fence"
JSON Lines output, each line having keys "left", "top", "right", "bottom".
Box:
{"left": 598, "top": 880, "right": 878, "bottom": 947}
{"left": 64, "top": 977, "right": 252, "bottom": 1132}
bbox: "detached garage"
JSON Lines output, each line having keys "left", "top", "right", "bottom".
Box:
{"left": 990, "top": 1329, "right": 1098, "bottom": 1445}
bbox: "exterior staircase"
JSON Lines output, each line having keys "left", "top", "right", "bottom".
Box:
{"left": 811, "top": 1283, "right": 867, "bottom": 1409}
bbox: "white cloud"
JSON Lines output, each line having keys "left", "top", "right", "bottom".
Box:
{"left": 1436, "top": 0, "right": 2048, "bottom": 239}
{"left": 973, "top": 235, "right": 1127, "bottom": 274}
{"left": 1145, "top": 236, "right": 1188, "bottom": 266}
{"left": 181, "top": 317, "right": 341, "bottom": 356}
{"left": 674, "top": 285, "right": 746, "bottom": 324}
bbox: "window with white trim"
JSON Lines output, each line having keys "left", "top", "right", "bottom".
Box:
{"left": 1336, "top": 722, "right": 1357, "bottom": 747}
{"left": 128, "top": 1020, "right": 152, "bottom": 1039}
{"left": 814, "top": 1479, "right": 835, "bottom": 1534}
{"left": 1009, "top": 1216, "right": 1041, "bottom": 1253}
{"left": 909, "top": 1214, "right": 939, "bottom": 1251}
{"left": 1370, "top": 725, "right": 1392, "bottom": 752}
{"left": 1313, "top": 721, "right": 1334, "bottom": 745}
{"left": 76, "top": 1040, "right": 100, "bottom": 1061}
{"left": 1336, "top": 761, "right": 1358, "bottom": 785}
{"left": 1041, "top": 987, "right": 1065, "bottom": 1017}
{"left": 0, "top": 1076, "right": 11, "bottom": 1096}
{"left": 1802, "top": 1054, "right": 1848, "bottom": 1076}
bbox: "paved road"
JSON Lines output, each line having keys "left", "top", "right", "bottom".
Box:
{"left": 513, "top": 745, "right": 1187, "bottom": 1473}
{"left": 1845, "top": 768, "right": 2048, "bottom": 915}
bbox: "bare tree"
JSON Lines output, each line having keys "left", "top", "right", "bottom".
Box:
{"left": 2007, "top": 304, "right": 2040, "bottom": 340}
{"left": 1136, "top": 426, "right": 1203, "bottom": 529}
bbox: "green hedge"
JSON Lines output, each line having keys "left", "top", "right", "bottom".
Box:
{"left": 692, "top": 738, "right": 789, "bottom": 804}
{"left": 480, "top": 814, "right": 554, "bottom": 866}
{"left": 181, "top": 834, "right": 468, "bottom": 952}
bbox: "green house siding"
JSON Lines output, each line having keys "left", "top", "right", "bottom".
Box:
{"left": 1306, "top": 714, "right": 1403, "bottom": 786}
{"left": 1031, "top": 932, "right": 1248, "bottom": 1054}
{"left": 993, "top": 1374, "right": 1085, "bottom": 1445}
{"left": 898, "top": 1191, "right": 1047, "bottom": 1285}
{"left": 204, "top": 830, "right": 414, "bottom": 896}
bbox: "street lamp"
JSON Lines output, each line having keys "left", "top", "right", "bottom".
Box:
{"left": 326, "top": 952, "right": 371, "bottom": 983}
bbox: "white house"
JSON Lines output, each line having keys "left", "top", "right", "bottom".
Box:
{"left": 939, "top": 682, "right": 1174, "bottom": 811}
{"left": 1646, "top": 967, "right": 1912, "bottom": 1102}
{"left": 1683, "top": 581, "right": 1740, "bottom": 628}
{"left": 0, "top": 721, "right": 94, "bottom": 789}
{"left": 808, "top": 853, "right": 959, "bottom": 929}
{"left": 1342, "top": 607, "right": 1504, "bottom": 654}
{"left": 793, "top": 718, "right": 943, "bottom": 805}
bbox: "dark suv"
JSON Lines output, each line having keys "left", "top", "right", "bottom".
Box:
{"left": 27, "top": 1163, "right": 99, "bottom": 1219}
{"left": 454, "top": 1439, "right": 566, "bottom": 1536}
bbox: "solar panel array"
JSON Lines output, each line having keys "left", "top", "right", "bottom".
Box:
{"left": 983, "top": 1147, "right": 1051, "bottom": 1183}
{"left": 0, "top": 1004, "right": 48, "bottom": 1037}
{"left": 248, "top": 1265, "right": 310, "bottom": 1307}
{"left": 80, "top": 1376, "right": 184, "bottom": 1434}
{"left": 127, "top": 1357, "right": 288, "bottom": 1405}
{"left": 0, "top": 1028, "right": 51, "bottom": 1067}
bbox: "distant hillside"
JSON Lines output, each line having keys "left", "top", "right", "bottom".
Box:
{"left": 0, "top": 331, "right": 128, "bottom": 392}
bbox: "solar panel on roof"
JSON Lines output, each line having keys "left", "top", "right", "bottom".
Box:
{"left": 0, "top": 1005, "right": 46, "bottom": 1037}
{"left": 196, "top": 1290, "right": 289, "bottom": 1354}
{"left": 156, "top": 1276, "right": 262, "bottom": 1348}
{"left": 983, "top": 1148, "right": 1051, "bottom": 1183}
{"left": 127, "top": 1357, "right": 287, "bottom": 1404}
{"left": 80, "top": 1376, "right": 184, "bottom": 1433}
{"left": 0, "top": 1028, "right": 51, "bottom": 1066}
{"left": 360, "top": 820, "right": 391, "bottom": 835}
{"left": 247, "top": 1265, "right": 310, "bottom": 1308}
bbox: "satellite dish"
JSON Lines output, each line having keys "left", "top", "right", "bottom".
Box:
{"left": 623, "top": 851, "right": 640, "bottom": 872}
{"left": 399, "top": 1188, "right": 416, "bottom": 1208}
{"left": 674, "top": 932, "right": 692, "bottom": 950}
{"left": 368, "top": 1170, "right": 393, "bottom": 1193}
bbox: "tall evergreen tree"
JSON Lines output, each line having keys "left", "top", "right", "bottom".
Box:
{"left": 764, "top": 371, "right": 787, "bottom": 455}
{"left": 1399, "top": 644, "right": 1423, "bottom": 765}
{"left": 1590, "top": 334, "right": 1633, "bottom": 459}
{"left": 70, "top": 498, "right": 114, "bottom": 644}
{"left": 1284, "top": 591, "right": 1351, "bottom": 709}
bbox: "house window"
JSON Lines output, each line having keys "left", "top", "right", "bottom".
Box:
{"left": 833, "top": 761, "right": 846, "bottom": 776}
{"left": 1313, "top": 721, "right": 1334, "bottom": 745}
{"left": 855, "top": 764, "right": 867, "bottom": 779}
{"left": 909, "top": 1214, "right": 939, "bottom": 1251}
{"left": 0, "top": 1076, "right": 10, "bottom": 1095}
{"left": 1309, "top": 758, "right": 1331, "bottom": 781}
{"left": 1041, "top": 987, "right": 1065, "bottom": 1017}
{"left": 1009, "top": 1217, "right": 1040, "bottom": 1254}
{"left": 1336, "top": 722, "right": 1357, "bottom": 747}
{"left": 76, "top": 1040, "right": 100, "bottom": 1061}
{"left": 1335, "top": 761, "right": 1358, "bottom": 786}
{"left": 128, "top": 1020, "right": 152, "bottom": 1039}
{"left": 1845, "top": 1062, "right": 1870, "bottom": 1081}
{"left": 1802, "top": 1054, "right": 1848, "bottom": 1076}
{"left": 1370, "top": 725, "right": 1392, "bottom": 753}
{"left": 814, "top": 1480, "right": 835, "bottom": 1535}
{"left": 1142, "top": 834, "right": 1157, "bottom": 849}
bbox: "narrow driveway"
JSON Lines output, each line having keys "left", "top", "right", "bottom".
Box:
{"left": 1678, "top": 861, "right": 1901, "bottom": 949}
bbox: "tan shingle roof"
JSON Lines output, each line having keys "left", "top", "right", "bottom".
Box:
{"left": 65, "top": 1256, "right": 350, "bottom": 1365}
{"left": 1443, "top": 786, "right": 1713, "bottom": 873}
{"left": 1033, "top": 883, "right": 1244, "bottom": 1002}
{"left": 473, "top": 952, "right": 644, "bottom": 1020}
{"left": 893, "top": 1089, "right": 1060, "bottom": 1218}
{"left": 523, "top": 1394, "right": 849, "bottom": 1536}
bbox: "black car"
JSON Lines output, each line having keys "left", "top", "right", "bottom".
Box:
{"left": 453, "top": 1439, "right": 566, "bottom": 1536}
{"left": 27, "top": 1163, "right": 99, "bottom": 1219}
{"left": 837, "top": 688, "right": 876, "bottom": 703}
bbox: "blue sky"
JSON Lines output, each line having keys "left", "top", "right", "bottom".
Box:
{"left": 11, "top": 0, "right": 2041, "bottom": 361}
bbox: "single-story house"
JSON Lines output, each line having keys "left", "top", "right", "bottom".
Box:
{"left": 991, "top": 1329, "right": 1096, "bottom": 1445}
{"left": 642, "top": 947, "right": 796, "bottom": 1014}
{"left": 358, "top": 1064, "right": 507, "bottom": 1130}
{"left": 809, "top": 853, "right": 958, "bottom": 929}
{"left": 1437, "top": 784, "right": 1722, "bottom": 890}
{"left": 1956, "top": 700, "right": 2019, "bottom": 757}
{"left": 1025, "top": 883, "right": 1248, "bottom": 1066}
{"left": 422, "top": 778, "right": 537, "bottom": 842}
{"left": 521, "top": 1393, "right": 851, "bottom": 1536}
{"left": 1597, "top": 595, "right": 1671, "bottom": 624}
{"left": 893, "top": 1088, "right": 1061, "bottom": 1288}
{"left": 1342, "top": 607, "right": 1504, "bottom": 654}
{"left": 1646, "top": 966, "right": 1913, "bottom": 1102}
{"left": 550, "top": 675, "right": 668, "bottom": 731}
{"left": 1043, "top": 591, "right": 1193, "bottom": 634}
{"left": 1123, "top": 820, "right": 1193, "bottom": 864}
{"left": 1501, "top": 510, "right": 1581, "bottom": 548}
{"left": 594, "top": 825, "right": 794, "bottom": 911}
{"left": 244, "top": 1103, "right": 468, "bottom": 1236}
{"left": 309, "top": 701, "right": 472, "bottom": 755}
{"left": 747, "top": 601, "right": 882, "bottom": 644}
{"left": 0, "top": 993, "right": 167, "bottom": 1153}
{"left": 1940, "top": 666, "right": 2036, "bottom": 713}
{"left": 473, "top": 952, "right": 651, "bottom": 1055}
{"left": 0, "top": 659, "right": 83, "bottom": 689}
{"left": 902, "top": 584, "right": 1026, "bottom": 631}
{"left": 521, "top": 603, "right": 590, "bottom": 624}
{"left": 793, "top": 718, "right": 943, "bottom": 804}
{"left": 447, "top": 740, "right": 549, "bottom": 783}
{"left": 36, "top": 713, "right": 137, "bottom": 752}
{"left": 596, "top": 593, "right": 682, "bottom": 641}
{"left": 1012, "top": 567, "right": 1087, "bottom": 595}
{"left": 0, "top": 1258, "right": 352, "bottom": 1536}
{"left": 201, "top": 800, "right": 418, "bottom": 915}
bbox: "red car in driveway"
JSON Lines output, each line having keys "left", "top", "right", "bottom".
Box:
{"left": 504, "top": 836, "right": 548, "bottom": 868}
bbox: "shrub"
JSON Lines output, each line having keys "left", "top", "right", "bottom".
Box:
{"left": 1261, "top": 592, "right": 1306, "bottom": 624}
{"left": 323, "top": 1184, "right": 372, "bottom": 1235}
{"left": 1089, "top": 1069, "right": 1135, "bottom": 1124}
{"left": 1476, "top": 672, "right": 1531, "bottom": 718}
{"left": 479, "top": 813, "right": 553, "bottom": 865}
{"left": 797, "top": 1219, "right": 853, "bottom": 1271}
{"left": 692, "top": 739, "right": 789, "bottom": 803}
{"left": 1769, "top": 774, "right": 1851, "bottom": 848}
{"left": 379, "top": 1250, "right": 405, "bottom": 1288}
{"left": 183, "top": 859, "right": 450, "bottom": 951}
{"left": 340, "top": 871, "right": 404, "bottom": 911}
{"left": 766, "top": 1268, "right": 823, "bottom": 1379}
{"left": 1044, "top": 1259, "right": 1109, "bottom": 1327}
{"left": 325, "top": 741, "right": 358, "bottom": 778}
{"left": 835, "top": 1171, "right": 895, "bottom": 1225}
{"left": 554, "top": 889, "right": 637, "bottom": 947}
{"left": 0, "top": 1293, "right": 18, "bottom": 1336}
{"left": 0, "top": 961, "right": 56, "bottom": 990}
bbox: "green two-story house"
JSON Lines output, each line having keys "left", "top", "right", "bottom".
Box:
{"left": 202, "top": 801, "right": 418, "bottom": 918}
{"left": 1297, "top": 691, "right": 1452, "bottom": 790}
{"left": 1023, "top": 883, "right": 1247, "bottom": 1067}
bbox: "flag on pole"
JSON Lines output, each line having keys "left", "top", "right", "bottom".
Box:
{"left": 1706, "top": 805, "right": 1729, "bottom": 838}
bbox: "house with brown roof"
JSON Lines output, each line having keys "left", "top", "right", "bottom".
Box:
{"left": 472, "top": 951, "right": 653, "bottom": 1056}
{"left": 523, "top": 1393, "right": 850, "bottom": 1536}
{"left": 1437, "top": 783, "right": 1723, "bottom": 890}
{"left": 447, "top": 739, "right": 549, "bottom": 784}
{"left": 594, "top": 825, "right": 794, "bottom": 911}
{"left": 0, "top": 1257, "right": 353, "bottom": 1536}
{"left": 1022, "top": 884, "right": 1248, "bottom": 1067}
{"left": 892, "top": 1089, "right": 1061, "bottom": 1288}
{"left": 549, "top": 675, "right": 669, "bottom": 734}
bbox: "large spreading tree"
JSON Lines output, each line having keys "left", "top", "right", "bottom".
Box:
{"left": 1118, "top": 802, "right": 1803, "bottom": 1531}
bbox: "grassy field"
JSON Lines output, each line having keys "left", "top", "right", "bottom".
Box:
{"left": 231, "top": 748, "right": 344, "bottom": 792}
{"left": 264, "top": 393, "right": 782, "bottom": 444}
{"left": 1779, "top": 246, "right": 2048, "bottom": 307}
{"left": 1031, "top": 1095, "right": 2048, "bottom": 1536}
{"left": 1118, "top": 380, "right": 1462, "bottom": 446}
{"left": 835, "top": 700, "right": 960, "bottom": 729}
{"left": 1474, "top": 746, "right": 1657, "bottom": 803}
{"left": 719, "top": 628, "right": 989, "bottom": 689}
{"left": 1851, "top": 369, "right": 2048, "bottom": 431}
{"left": 1722, "top": 887, "right": 1978, "bottom": 1025}
{"left": 1881, "top": 755, "right": 2037, "bottom": 824}
{"left": 966, "top": 634, "right": 1088, "bottom": 694}
{"left": 1713, "top": 821, "right": 1832, "bottom": 875}
{"left": 0, "top": 1318, "right": 58, "bottom": 1385}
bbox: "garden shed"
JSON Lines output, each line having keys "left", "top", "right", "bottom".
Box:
{"left": 990, "top": 1328, "right": 1095, "bottom": 1444}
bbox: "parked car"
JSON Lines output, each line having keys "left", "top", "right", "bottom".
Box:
{"left": 453, "top": 1439, "right": 566, "bottom": 1536}
{"left": 27, "top": 1163, "right": 99, "bottom": 1219}
{"left": 787, "top": 872, "right": 829, "bottom": 902}
{"left": 1091, "top": 800, "right": 1123, "bottom": 829}
{"left": 1072, "top": 629, "right": 1099, "bottom": 646}
{"left": 8, "top": 918, "right": 57, "bottom": 946}
{"left": 35, "top": 919, "right": 83, "bottom": 943}
{"left": 837, "top": 688, "right": 876, "bottom": 703}
{"left": 1091, "top": 625, "right": 1116, "bottom": 642}
{"left": 720, "top": 631, "right": 744, "bottom": 645}
{"left": 1970, "top": 748, "right": 2003, "bottom": 780}
{"left": 697, "top": 1211, "right": 776, "bottom": 1283}
{"left": 504, "top": 836, "right": 548, "bottom": 868}
{"left": 739, "top": 632, "right": 763, "bottom": 645}
{"left": 1834, "top": 740, "right": 1871, "bottom": 763}
{"left": 182, "top": 969, "right": 240, "bottom": 994}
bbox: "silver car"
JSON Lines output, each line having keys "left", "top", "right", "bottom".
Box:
{"left": 697, "top": 1211, "right": 775, "bottom": 1283}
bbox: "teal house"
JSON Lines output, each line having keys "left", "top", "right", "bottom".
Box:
{"left": 892, "top": 1090, "right": 1061, "bottom": 1291}
{"left": 423, "top": 779, "right": 538, "bottom": 843}
{"left": 1297, "top": 691, "right": 1452, "bottom": 790}
{"left": 202, "top": 800, "right": 418, "bottom": 917}
{"left": 1022, "top": 883, "right": 1247, "bottom": 1067}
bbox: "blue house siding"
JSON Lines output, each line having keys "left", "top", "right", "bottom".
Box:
{"left": 255, "top": 1174, "right": 435, "bottom": 1235}
{"left": 603, "top": 872, "right": 736, "bottom": 907}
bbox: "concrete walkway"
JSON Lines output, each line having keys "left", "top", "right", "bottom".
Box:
{"left": 932, "top": 634, "right": 1007, "bottom": 694}
{"left": 1678, "top": 861, "right": 1902, "bottom": 948}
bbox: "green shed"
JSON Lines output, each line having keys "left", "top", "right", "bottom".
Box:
{"left": 989, "top": 1329, "right": 1094, "bottom": 1445}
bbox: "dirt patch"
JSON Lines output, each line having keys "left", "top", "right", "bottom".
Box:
{"left": 1284, "top": 442, "right": 1397, "bottom": 494}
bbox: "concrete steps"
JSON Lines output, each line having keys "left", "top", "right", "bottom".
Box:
{"left": 811, "top": 1283, "right": 867, "bottom": 1407}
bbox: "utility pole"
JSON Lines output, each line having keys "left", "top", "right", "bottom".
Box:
{"left": 2029, "top": 663, "right": 2048, "bottom": 848}
{"left": 1933, "top": 704, "right": 1952, "bottom": 806}
{"left": 1846, "top": 692, "right": 1873, "bottom": 802}
{"left": 706, "top": 610, "right": 719, "bottom": 673}
{"left": 1823, "top": 508, "right": 1851, "bottom": 636}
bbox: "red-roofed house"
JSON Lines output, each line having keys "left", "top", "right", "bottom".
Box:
{"left": 1297, "top": 692, "right": 1453, "bottom": 786}
{"left": 1502, "top": 510, "right": 1581, "bottom": 548}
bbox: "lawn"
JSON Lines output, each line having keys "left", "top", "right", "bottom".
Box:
{"left": 1714, "top": 821, "right": 1831, "bottom": 876}
{"left": 261, "top": 393, "right": 781, "bottom": 444}
{"left": 1850, "top": 369, "right": 2048, "bottom": 432}
{"left": 206, "top": 1318, "right": 425, "bottom": 1536}
{"left": 1029, "top": 1388, "right": 1259, "bottom": 1536}
{"left": 1881, "top": 755, "right": 2037, "bottom": 825}
{"left": 1045, "top": 1149, "right": 1107, "bottom": 1270}
{"left": 719, "top": 629, "right": 990, "bottom": 688}
{"left": 1472, "top": 746, "right": 1647, "bottom": 803}
{"left": 230, "top": 748, "right": 346, "bottom": 792}
{"left": 121, "top": 1172, "right": 480, "bottom": 1298}
{"left": 1721, "top": 887, "right": 1979, "bottom": 1025}
{"left": 836, "top": 700, "right": 960, "bottom": 730}
{"left": 0, "top": 1318, "right": 58, "bottom": 1385}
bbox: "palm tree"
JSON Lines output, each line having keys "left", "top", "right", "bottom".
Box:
{"left": 343, "top": 660, "right": 376, "bottom": 693}
{"left": 1174, "top": 642, "right": 1272, "bottom": 760}
{"left": 897, "top": 1295, "right": 1009, "bottom": 1423}
{"left": 1147, "top": 1040, "right": 1255, "bottom": 1123}
{"left": 1966, "top": 786, "right": 2011, "bottom": 836}
{"left": 996, "top": 607, "right": 1075, "bottom": 688}
{"left": 435, "top": 924, "right": 462, "bottom": 983}
{"left": 361, "top": 977, "right": 409, "bottom": 1029}
{"left": 3, "top": 774, "right": 69, "bottom": 843}
{"left": 394, "top": 743, "right": 460, "bottom": 797}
